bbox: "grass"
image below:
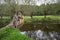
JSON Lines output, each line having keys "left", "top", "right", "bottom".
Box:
{"left": 0, "top": 27, "right": 33, "bottom": 40}
{"left": 24, "top": 15, "right": 60, "bottom": 20}
{"left": 47, "top": 15, "right": 60, "bottom": 20}
{"left": 0, "top": 15, "right": 60, "bottom": 23}
{"left": 0, "top": 15, "right": 60, "bottom": 27}
{"left": 24, "top": 15, "right": 60, "bottom": 23}
{"left": 1, "top": 15, "right": 60, "bottom": 20}
{"left": 0, "top": 16, "right": 11, "bottom": 19}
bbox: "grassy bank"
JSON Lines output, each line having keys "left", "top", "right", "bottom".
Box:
{"left": 0, "top": 27, "right": 33, "bottom": 40}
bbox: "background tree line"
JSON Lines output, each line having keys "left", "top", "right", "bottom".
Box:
{"left": 0, "top": 3, "right": 60, "bottom": 16}
{"left": 0, "top": 0, "right": 60, "bottom": 19}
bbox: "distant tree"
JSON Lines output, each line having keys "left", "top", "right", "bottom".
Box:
{"left": 57, "top": 10, "right": 60, "bottom": 15}
{"left": 30, "top": 12, "right": 33, "bottom": 19}
{"left": 56, "top": 0, "right": 60, "bottom": 4}
{"left": 3, "top": 0, "right": 20, "bottom": 16}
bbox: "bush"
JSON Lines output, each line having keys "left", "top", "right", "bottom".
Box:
{"left": 0, "top": 19, "right": 11, "bottom": 28}
{"left": 0, "top": 27, "right": 33, "bottom": 40}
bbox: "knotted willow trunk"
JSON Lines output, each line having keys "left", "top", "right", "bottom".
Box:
{"left": 6, "top": 12, "right": 24, "bottom": 29}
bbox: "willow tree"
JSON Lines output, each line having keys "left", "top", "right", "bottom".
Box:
{"left": 23, "top": 0, "right": 36, "bottom": 19}
{"left": 4, "top": 0, "right": 20, "bottom": 16}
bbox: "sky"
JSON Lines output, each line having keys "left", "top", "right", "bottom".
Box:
{"left": 0, "top": 0, "right": 57, "bottom": 6}
{"left": 19, "top": 0, "right": 57, "bottom": 6}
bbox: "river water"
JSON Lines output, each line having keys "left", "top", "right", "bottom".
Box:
{"left": 20, "top": 30, "right": 60, "bottom": 40}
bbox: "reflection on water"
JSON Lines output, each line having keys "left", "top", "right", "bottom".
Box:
{"left": 21, "top": 30, "right": 60, "bottom": 40}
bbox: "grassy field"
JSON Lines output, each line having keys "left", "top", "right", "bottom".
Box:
{"left": 24, "top": 15, "right": 60, "bottom": 23}
{"left": 0, "top": 15, "right": 60, "bottom": 24}
{"left": 0, "top": 15, "right": 60, "bottom": 19}
{"left": 24, "top": 15, "right": 60, "bottom": 20}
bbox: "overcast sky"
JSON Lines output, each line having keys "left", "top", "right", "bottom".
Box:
{"left": 19, "top": 0, "right": 57, "bottom": 6}
{"left": 0, "top": 0, "right": 57, "bottom": 6}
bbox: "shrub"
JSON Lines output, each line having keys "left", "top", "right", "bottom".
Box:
{"left": 0, "top": 19, "right": 11, "bottom": 28}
